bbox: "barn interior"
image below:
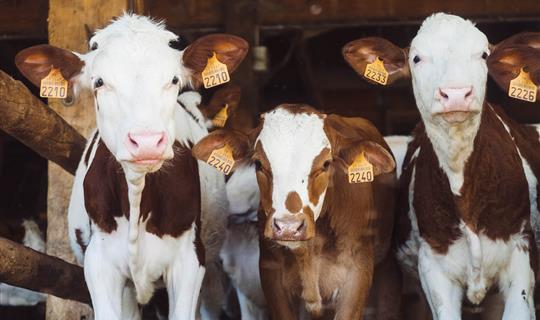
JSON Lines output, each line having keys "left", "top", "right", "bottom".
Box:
{"left": 0, "top": 1, "right": 539, "bottom": 319}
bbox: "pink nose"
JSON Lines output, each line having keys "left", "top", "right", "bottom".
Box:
{"left": 437, "top": 86, "right": 474, "bottom": 112}
{"left": 124, "top": 131, "right": 167, "bottom": 161}
{"left": 272, "top": 216, "right": 307, "bottom": 240}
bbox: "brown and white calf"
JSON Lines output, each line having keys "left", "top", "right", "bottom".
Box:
{"left": 193, "top": 104, "right": 400, "bottom": 319}
{"left": 16, "top": 14, "right": 247, "bottom": 320}
{"left": 344, "top": 13, "right": 540, "bottom": 319}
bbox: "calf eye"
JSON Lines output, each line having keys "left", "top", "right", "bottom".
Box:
{"left": 322, "top": 160, "right": 331, "bottom": 171}
{"left": 172, "top": 76, "right": 180, "bottom": 85}
{"left": 481, "top": 52, "right": 488, "bottom": 60}
{"left": 94, "top": 78, "right": 104, "bottom": 89}
{"left": 90, "top": 42, "right": 98, "bottom": 51}
{"left": 254, "top": 160, "right": 262, "bottom": 172}
{"left": 413, "top": 55, "right": 421, "bottom": 64}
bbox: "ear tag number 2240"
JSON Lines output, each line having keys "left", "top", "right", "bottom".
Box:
{"left": 202, "top": 52, "right": 230, "bottom": 89}
{"left": 40, "top": 67, "right": 68, "bottom": 99}
{"left": 207, "top": 145, "right": 235, "bottom": 175}
{"left": 348, "top": 152, "right": 374, "bottom": 184}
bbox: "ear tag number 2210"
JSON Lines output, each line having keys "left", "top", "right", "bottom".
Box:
{"left": 348, "top": 152, "right": 374, "bottom": 184}
{"left": 40, "top": 67, "right": 68, "bottom": 99}
{"left": 202, "top": 52, "right": 230, "bottom": 89}
{"left": 363, "top": 57, "right": 388, "bottom": 85}
{"left": 207, "top": 145, "right": 235, "bottom": 175}
{"left": 508, "top": 68, "right": 537, "bottom": 103}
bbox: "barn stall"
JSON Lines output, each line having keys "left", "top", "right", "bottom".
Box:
{"left": 0, "top": 0, "right": 539, "bottom": 319}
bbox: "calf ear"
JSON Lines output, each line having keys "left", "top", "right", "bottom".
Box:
{"left": 336, "top": 140, "right": 395, "bottom": 177}
{"left": 199, "top": 84, "right": 242, "bottom": 123}
{"left": 183, "top": 34, "right": 248, "bottom": 87}
{"left": 15, "top": 44, "right": 84, "bottom": 88}
{"left": 488, "top": 32, "right": 540, "bottom": 96}
{"left": 192, "top": 129, "right": 252, "bottom": 172}
{"left": 342, "top": 37, "right": 410, "bottom": 85}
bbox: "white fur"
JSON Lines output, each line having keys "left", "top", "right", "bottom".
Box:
{"left": 0, "top": 219, "right": 46, "bottom": 306}
{"left": 67, "top": 14, "right": 229, "bottom": 320}
{"left": 257, "top": 108, "right": 330, "bottom": 223}
{"left": 383, "top": 135, "right": 411, "bottom": 178}
{"left": 221, "top": 164, "right": 267, "bottom": 320}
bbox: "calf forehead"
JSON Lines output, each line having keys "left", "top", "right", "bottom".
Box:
{"left": 258, "top": 108, "right": 330, "bottom": 178}
{"left": 412, "top": 13, "right": 488, "bottom": 55}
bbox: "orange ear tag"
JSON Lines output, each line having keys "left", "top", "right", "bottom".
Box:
{"left": 363, "top": 57, "right": 388, "bottom": 85}
{"left": 348, "top": 152, "right": 374, "bottom": 184}
{"left": 207, "top": 145, "right": 235, "bottom": 175}
{"left": 202, "top": 52, "right": 230, "bottom": 89}
{"left": 508, "top": 68, "right": 537, "bottom": 103}
{"left": 40, "top": 67, "right": 68, "bottom": 99}
{"left": 211, "top": 104, "right": 229, "bottom": 128}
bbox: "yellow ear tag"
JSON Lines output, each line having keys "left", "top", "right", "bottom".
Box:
{"left": 211, "top": 104, "right": 229, "bottom": 128}
{"left": 202, "top": 52, "right": 230, "bottom": 89}
{"left": 40, "top": 67, "right": 68, "bottom": 99}
{"left": 207, "top": 145, "right": 235, "bottom": 175}
{"left": 508, "top": 68, "right": 537, "bottom": 103}
{"left": 348, "top": 152, "right": 374, "bottom": 184}
{"left": 363, "top": 57, "right": 388, "bottom": 85}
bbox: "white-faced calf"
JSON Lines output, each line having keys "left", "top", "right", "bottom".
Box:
{"left": 193, "top": 104, "right": 400, "bottom": 319}
{"left": 344, "top": 12, "right": 540, "bottom": 319}
{"left": 16, "top": 14, "right": 247, "bottom": 320}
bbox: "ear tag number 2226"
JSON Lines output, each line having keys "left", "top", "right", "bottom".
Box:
{"left": 40, "top": 67, "right": 68, "bottom": 99}
{"left": 202, "top": 52, "right": 230, "bottom": 89}
{"left": 207, "top": 145, "right": 235, "bottom": 175}
{"left": 508, "top": 68, "right": 537, "bottom": 103}
{"left": 363, "top": 57, "right": 388, "bottom": 85}
{"left": 348, "top": 152, "right": 374, "bottom": 184}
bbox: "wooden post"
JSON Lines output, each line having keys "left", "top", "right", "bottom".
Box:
{"left": 47, "top": 1, "right": 127, "bottom": 319}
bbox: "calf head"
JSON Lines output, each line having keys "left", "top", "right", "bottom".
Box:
{"left": 344, "top": 12, "right": 540, "bottom": 126}
{"left": 193, "top": 104, "right": 394, "bottom": 247}
{"left": 15, "top": 14, "right": 247, "bottom": 173}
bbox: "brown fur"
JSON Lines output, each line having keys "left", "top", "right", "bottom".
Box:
{"left": 285, "top": 191, "right": 302, "bottom": 213}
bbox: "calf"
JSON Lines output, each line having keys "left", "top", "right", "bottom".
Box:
{"left": 16, "top": 14, "right": 247, "bottom": 320}
{"left": 193, "top": 104, "right": 400, "bottom": 319}
{"left": 344, "top": 13, "right": 540, "bottom": 319}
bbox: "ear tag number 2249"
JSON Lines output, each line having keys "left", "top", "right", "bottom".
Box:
{"left": 40, "top": 67, "right": 68, "bottom": 99}
{"left": 207, "top": 145, "right": 235, "bottom": 175}
{"left": 508, "top": 68, "right": 537, "bottom": 103}
{"left": 363, "top": 57, "right": 388, "bottom": 85}
{"left": 348, "top": 152, "right": 374, "bottom": 184}
{"left": 202, "top": 52, "right": 230, "bottom": 89}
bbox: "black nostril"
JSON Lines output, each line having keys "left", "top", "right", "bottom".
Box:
{"left": 296, "top": 220, "right": 305, "bottom": 232}
{"left": 157, "top": 135, "right": 165, "bottom": 145}
{"left": 465, "top": 90, "right": 473, "bottom": 98}
{"left": 439, "top": 89, "right": 448, "bottom": 99}
{"left": 273, "top": 219, "right": 281, "bottom": 231}
{"left": 129, "top": 135, "right": 139, "bottom": 147}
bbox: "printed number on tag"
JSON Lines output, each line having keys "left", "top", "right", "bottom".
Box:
{"left": 40, "top": 68, "right": 68, "bottom": 99}
{"left": 348, "top": 152, "right": 374, "bottom": 184}
{"left": 508, "top": 68, "right": 537, "bottom": 103}
{"left": 207, "top": 145, "right": 235, "bottom": 175}
{"left": 363, "top": 57, "right": 388, "bottom": 85}
{"left": 202, "top": 53, "right": 230, "bottom": 89}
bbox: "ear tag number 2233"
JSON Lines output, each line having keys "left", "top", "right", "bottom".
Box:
{"left": 202, "top": 52, "right": 230, "bottom": 89}
{"left": 363, "top": 57, "right": 388, "bottom": 85}
{"left": 207, "top": 145, "right": 235, "bottom": 175}
{"left": 348, "top": 152, "right": 374, "bottom": 184}
{"left": 508, "top": 68, "right": 537, "bottom": 103}
{"left": 40, "top": 67, "right": 68, "bottom": 99}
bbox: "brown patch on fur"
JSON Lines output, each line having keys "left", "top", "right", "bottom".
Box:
{"left": 308, "top": 148, "right": 331, "bottom": 206}
{"left": 285, "top": 191, "right": 302, "bottom": 213}
{"left": 83, "top": 140, "right": 202, "bottom": 250}
{"left": 274, "top": 103, "right": 324, "bottom": 118}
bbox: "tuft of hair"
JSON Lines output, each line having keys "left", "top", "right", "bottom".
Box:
{"left": 417, "top": 12, "right": 479, "bottom": 38}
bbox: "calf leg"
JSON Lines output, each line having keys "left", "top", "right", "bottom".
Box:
{"left": 122, "top": 283, "right": 142, "bottom": 320}
{"left": 418, "top": 244, "right": 462, "bottom": 320}
{"left": 237, "top": 289, "right": 268, "bottom": 320}
{"left": 199, "top": 260, "right": 227, "bottom": 319}
{"left": 334, "top": 257, "right": 374, "bottom": 320}
{"left": 373, "top": 253, "right": 403, "bottom": 320}
{"left": 499, "top": 246, "right": 535, "bottom": 320}
{"left": 166, "top": 244, "right": 205, "bottom": 320}
{"left": 84, "top": 237, "right": 126, "bottom": 320}
{"left": 260, "top": 260, "right": 297, "bottom": 320}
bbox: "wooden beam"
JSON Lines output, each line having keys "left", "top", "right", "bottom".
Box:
{"left": 47, "top": 1, "right": 128, "bottom": 318}
{"left": 0, "top": 70, "right": 85, "bottom": 175}
{"left": 0, "top": 237, "right": 90, "bottom": 304}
